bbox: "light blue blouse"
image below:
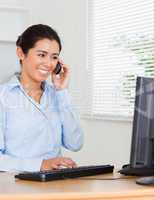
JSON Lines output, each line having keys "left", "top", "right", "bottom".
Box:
{"left": 0, "top": 74, "right": 83, "bottom": 172}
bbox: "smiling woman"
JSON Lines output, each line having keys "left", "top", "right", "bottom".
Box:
{"left": 18, "top": 39, "right": 59, "bottom": 84}
{"left": 0, "top": 24, "right": 83, "bottom": 172}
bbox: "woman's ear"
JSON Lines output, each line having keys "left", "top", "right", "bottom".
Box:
{"left": 16, "top": 47, "right": 25, "bottom": 61}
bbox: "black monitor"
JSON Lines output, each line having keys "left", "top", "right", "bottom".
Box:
{"left": 119, "top": 76, "right": 154, "bottom": 176}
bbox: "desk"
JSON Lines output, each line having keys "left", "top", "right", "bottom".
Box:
{"left": 0, "top": 171, "right": 154, "bottom": 200}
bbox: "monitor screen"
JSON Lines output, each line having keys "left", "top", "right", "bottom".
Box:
{"left": 130, "top": 76, "right": 154, "bottom": 168}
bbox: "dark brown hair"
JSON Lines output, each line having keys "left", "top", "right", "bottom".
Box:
{"left": 16, "top": 24, "right": 62, "bottom": 54}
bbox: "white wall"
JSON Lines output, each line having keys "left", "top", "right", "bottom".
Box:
{"left": 0, "top": 0, "right": 133, "bottom": 168}
{"left": 78, "top": 119, "right": 132, "bottom": 167}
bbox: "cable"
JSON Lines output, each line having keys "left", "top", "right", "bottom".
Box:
{"left": 77, "top": 176, "right": 135, "bottom": 180}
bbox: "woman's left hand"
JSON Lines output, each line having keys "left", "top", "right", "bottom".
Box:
{"left": 51, "top": 60, "right": 70, "bottom": 90}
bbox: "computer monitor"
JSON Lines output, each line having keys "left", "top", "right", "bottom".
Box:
{"left": 119, "top": 76, "right": 154, "bottom": 176}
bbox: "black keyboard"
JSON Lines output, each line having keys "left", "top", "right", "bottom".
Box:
{"left": 15, "top": 164, "right": 114, "bottom": 182}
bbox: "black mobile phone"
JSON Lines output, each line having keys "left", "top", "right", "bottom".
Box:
{"left": 54, "top": 62, "right": 62, "bottom": 74}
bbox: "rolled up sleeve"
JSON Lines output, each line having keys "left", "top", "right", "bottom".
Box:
{"left": 55, "top": 89, "right": 84, "bottom": 151}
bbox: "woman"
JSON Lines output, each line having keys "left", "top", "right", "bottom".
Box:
{"left": 0, "top": 24, "right": 83, "bottom": 172}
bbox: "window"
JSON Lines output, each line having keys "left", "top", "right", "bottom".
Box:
{"left": 86, "top": 0, "right": 154, "bottom": 120}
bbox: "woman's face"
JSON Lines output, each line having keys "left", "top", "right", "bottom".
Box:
{"left": 17, "top": 38, "right": 60, "bottom": 83}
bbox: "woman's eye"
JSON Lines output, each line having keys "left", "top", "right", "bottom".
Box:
{"left": 38, "top": 54, "right": 45, "bottom": 57}
{"left": 53, "top": 56, "right": 58, "bottom": 60}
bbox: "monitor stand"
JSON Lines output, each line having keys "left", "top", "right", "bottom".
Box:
{"left": 119, "top": 164, "right": 154, "bottom": 176}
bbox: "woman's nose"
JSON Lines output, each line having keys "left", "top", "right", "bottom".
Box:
{"left": 44, "top": 56, "right": 52, "bottom": 67}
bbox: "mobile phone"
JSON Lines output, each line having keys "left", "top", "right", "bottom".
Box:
{"left": 54, "top": 62, "right": 62, "bottom": 74}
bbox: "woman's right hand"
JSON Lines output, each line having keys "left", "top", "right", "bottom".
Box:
{"left": 40, "top": 157, "right": 77, "bottom": 171}
{"left": 51, "top": 61, "right": 70, "bottom": 90}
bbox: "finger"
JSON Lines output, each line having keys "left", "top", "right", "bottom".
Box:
{"left": 51, "top": 164, "right": 60, "bottom": 170}
{"left": 65, "top": 158, "right": 76, "bottom": 165}
{"left": 61, "top": 66, "right": 70, "bottom": 77}
{"left": 56, "top": 159, "right": 72, "bottom": 168}
{"left": 62, "top": 158, "right": 77, "bottom": 168}
{"left": 58, "top": 60, "right": 69, "bottom": 71}
{"left": 58, "top": 59, "right": 64, "bottom": 65}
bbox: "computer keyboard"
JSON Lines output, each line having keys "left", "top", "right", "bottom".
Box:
{"left": 15, "top": 164, "right": 114, "bottom": 182}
